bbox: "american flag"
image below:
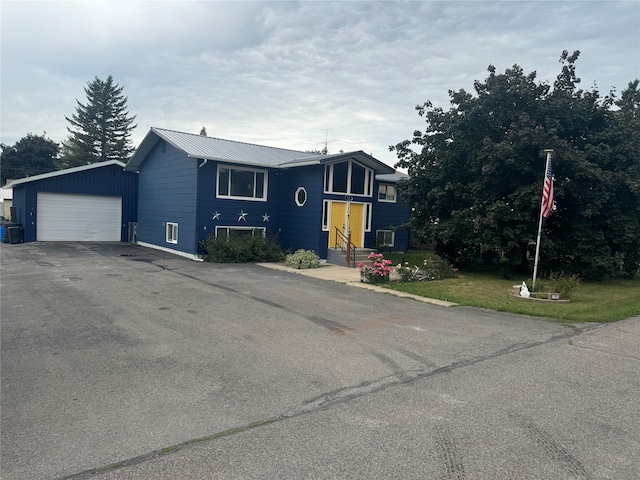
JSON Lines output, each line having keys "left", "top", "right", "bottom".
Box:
{"left": 541, "top": 159, "right": 554, "bottom": 218}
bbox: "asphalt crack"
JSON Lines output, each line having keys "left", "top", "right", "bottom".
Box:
{"left": 56, "top": 327, "right": 583, "bottom": 479}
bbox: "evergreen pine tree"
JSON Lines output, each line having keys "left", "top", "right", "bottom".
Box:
{"left": 59, "top": 75, "right": 137, "bottom": 168}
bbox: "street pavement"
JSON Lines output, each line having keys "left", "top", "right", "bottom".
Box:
{"left": 1, "top": 242, "right": 638, "bottom": 479}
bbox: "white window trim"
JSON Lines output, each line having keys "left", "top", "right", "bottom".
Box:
{"left": 166, "top": 222, "right": 178, "bottom": 244}
{"left": 376, "top": 229, "right": 395, "bottom": 247}
{"left": 216, "top": 164, "right": 268, "bottom": 201}
{"left": 364, "top": 203, "right": 372, "bottom": 232}
{"left": 295, "top": 187, "right": 307, "bottom": 207}
{"left": 215, "top": 226, "right": 266, "bottom": 238}
{"left": 324, "top": 160, "right": 374, "bottom": 197}
{"left": 378, "top": 184, "right": 397, "bottom": 203}
{"left": 365, "top": 168, "right": 373, "bottom": 197}
{"left": 322, "top": 200, "right": 330, "bottom": 231}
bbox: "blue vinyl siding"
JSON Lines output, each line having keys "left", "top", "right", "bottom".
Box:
{"left": 367, "top": 181, "right": 411, "bottom": 252}
{"left": 137, "top": 141, "right": 198, "bottom": 254}
{"left": 273, "top": 166, "right": 326, "bottom": 256}
{"left": 10, "top": 164, "right": 137, "bottom": 243}
{"left": 196, "top": 163, "right": 327, "bottom": 256}
{"left": 195, "top": 161, "right": 275, "bottom": 252}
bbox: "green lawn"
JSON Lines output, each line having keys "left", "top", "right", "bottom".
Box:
{"left": 382, "top": 251, "right": 640, "bottom": 324}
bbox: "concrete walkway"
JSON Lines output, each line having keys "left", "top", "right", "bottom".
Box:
{"left": 257, "top": 262, "right": 458, "bottom": 307}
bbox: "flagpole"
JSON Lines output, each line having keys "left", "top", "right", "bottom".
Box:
{"left": 532, "top": 149, "right": 553, "bottom": 291}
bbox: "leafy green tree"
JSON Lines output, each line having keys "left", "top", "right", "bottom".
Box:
{"left": 599, "top": 80, "right": 640, "bottom": 276}
{"left": 1, "top": 133, "right": 59, "bottom": 185}
{"left": 59, "top": 75, "right": 137, "bottom": 169}
{"left": 392, "top": 51, "right": 639, "bottom": 279}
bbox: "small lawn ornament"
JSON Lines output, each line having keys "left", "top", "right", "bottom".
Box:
{"left": 520, "top": 281, "right": 530, "bottom": 298}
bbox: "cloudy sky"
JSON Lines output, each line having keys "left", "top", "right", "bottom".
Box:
{"left": 1, "top": 0, "right": 638, "bottom": 168}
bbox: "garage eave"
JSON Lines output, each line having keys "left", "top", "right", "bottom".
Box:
{"left": 6, "top": 161, "right": 128, "bottom": 188}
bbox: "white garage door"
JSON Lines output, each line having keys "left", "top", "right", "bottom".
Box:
{"left": 37, "top": 192, "right": 122, "bottom": 241}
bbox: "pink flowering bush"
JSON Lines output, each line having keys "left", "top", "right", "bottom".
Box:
{"left": 359, "top": 252, "right": 393, "bottom": 284}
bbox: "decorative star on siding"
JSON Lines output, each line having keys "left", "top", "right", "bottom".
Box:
{"left": 238, "top": 210, "right": 248, "bottom": 222}
{"left": 262, "top": 213, "right": 270, "bottom": 222}
{"left": 212, "top": 211, "right": 221, "bottom": 220}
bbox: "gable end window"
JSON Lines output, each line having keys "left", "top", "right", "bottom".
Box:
{"left": 378, "top": 184, "right": 396, "bottom": 203}
{"left": 324, "top": 160, "right": 373, "bottom": 196}
{"left": 217, "top": 165, "right": 267, "bottom": 201}
{"left": 166, "top": 222, "right": 178, "bottom": 244}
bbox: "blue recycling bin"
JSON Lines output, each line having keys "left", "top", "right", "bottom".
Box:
{"left": 1, "top": 223, "right": 18, "bottom": 243}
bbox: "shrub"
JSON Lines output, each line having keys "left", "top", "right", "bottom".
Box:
{"left": 421, "top": 257, "right": 458, "bottom": 280}
{"left": 548, "top": 272, "right": 581, "bottom": 299}
{"left": 201, "top": 233, "right": 285, "bottom": 263}
{"left": 359, "top": 252, "right": 393, "bottom": 284}
{"left": 395, "top": 262, "right": 415, "bottom": 282}
{"left": 285, "top": 249, "right": 321, "bottom": 269}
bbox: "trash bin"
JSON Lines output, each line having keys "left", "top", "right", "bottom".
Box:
{"left": 7, "top": 225, "right": 23, "bottom": 244}
{"left": 1, "top": 223, "right": 18, "bottom": 243}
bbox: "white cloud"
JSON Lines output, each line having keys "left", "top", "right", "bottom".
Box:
{"left": 1, "top": 0, "right": 638, "bottom": 167}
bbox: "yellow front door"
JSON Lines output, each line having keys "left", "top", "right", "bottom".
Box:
{"left": 328, "top": 201, "right": 365, "bottom": 248}
{"left": 348, "top": 203, "right": 364, "bottom": 248}
{"left": 329, "top": 201, "right": 347, "bottom": 248}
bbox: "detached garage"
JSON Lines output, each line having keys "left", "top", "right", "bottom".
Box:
{"left": 7, "top": 161, "right": 137, "bottom": 243}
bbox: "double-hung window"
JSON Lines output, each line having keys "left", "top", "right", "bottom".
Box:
{"left": 378, "top": 184, "right": 396, "bottom": 202}
{"left": 217, "top": 165, "right": 267, "bottom": 201}
{"left": 376, "top": 229, "right": 394, "bottom": 247}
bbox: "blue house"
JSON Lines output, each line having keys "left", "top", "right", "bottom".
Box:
{"left": 125, "top": 127, "right": 410, "bottom": 262}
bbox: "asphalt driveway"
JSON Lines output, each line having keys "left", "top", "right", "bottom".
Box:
{"left": 1, "top": 242, "right": 638, "bottom": 479}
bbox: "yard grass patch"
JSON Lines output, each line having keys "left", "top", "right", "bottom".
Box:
{"left": 383, "top": 252, "right": 640, "bottom": 323}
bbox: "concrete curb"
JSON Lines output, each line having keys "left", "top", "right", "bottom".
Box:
{"left": 257, "top": 262, "right": 458, "bottom": 307}
{"left": 346, "top": 282, "right": 458, "bottom": 307}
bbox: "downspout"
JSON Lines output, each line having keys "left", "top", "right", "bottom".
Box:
{"left": 194, "top": 158, "right": 206, "bottom": 260}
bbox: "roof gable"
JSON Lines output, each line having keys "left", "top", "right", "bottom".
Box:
{"left": 126, "top": 127, "right": 395, "bottom": 174}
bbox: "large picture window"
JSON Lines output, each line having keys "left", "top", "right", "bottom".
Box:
{"left": 215, "top": 226, "right": 266, "bottom": 238}
{"left": 217, "top": 165, "right": 267, "bottom": 201}
{"left": 324, "top": 160, "right": 373, "bottom": 196}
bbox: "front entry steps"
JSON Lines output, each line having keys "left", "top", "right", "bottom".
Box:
{"left": 327, "top": 247, "right": 375, "bottom": 268}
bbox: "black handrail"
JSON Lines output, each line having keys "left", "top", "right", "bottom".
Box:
{"left": 334, "top": 227, "right": 357, "bottom": 267}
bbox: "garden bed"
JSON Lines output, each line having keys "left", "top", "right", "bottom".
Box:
{"left": 510, "top": 285, "right": 570, "bottom": 302}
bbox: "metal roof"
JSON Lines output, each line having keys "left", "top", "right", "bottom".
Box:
{"left": 4, "top": 160, "right": 127, "bottom": 189}
{"left": 126, "top": 127, "right": 395, "bottom": 174}
{"left": 376, "top": 171, "right": 409, "bottom": 182}
{"left": 127, "top": 127, "right": 317, "bottom": 171}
